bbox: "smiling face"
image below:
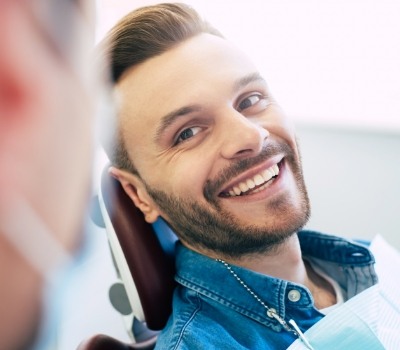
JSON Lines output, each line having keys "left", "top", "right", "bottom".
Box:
{"left": 115, "top": 33, "right": 310, "bottom": 258}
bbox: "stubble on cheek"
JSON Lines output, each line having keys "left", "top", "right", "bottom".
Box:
{"left": 142, "top": 139, "right": 310, "bottom": 257}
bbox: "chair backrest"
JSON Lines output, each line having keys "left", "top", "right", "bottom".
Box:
{"left": 98, "top": 165, "right": 177, "bottom": 331}
{"left": 77, "top": 334, "right": 156, "bottom": 350}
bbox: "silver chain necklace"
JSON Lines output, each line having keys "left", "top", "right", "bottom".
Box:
{"left": 216, "top": 259, "right": 315, "bottom": 350}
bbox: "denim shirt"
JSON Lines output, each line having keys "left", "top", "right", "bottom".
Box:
{"left": 155, "top": 230, "right": 378, "bottom": 350}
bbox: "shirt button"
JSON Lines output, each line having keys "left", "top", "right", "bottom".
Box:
{"left": 266, "top": 308, "right": 277, "bottom": 318}
{"left": 288, "top": 289, "right": 301, "bottom": 302}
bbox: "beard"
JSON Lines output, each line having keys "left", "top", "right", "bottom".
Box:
{"left": 142, "top": 141, "right": 310, "bottom": 259}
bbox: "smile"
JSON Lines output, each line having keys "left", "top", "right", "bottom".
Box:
{"left": 220, "top": 161, "right": 281, "bottom": 198}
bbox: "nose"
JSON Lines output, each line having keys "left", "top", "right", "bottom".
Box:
{"left": 219, "top": 110, "right": 269, "bottom": 159}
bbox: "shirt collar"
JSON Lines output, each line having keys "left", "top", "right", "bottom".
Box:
{"left": 298, "top": 230, "right": 375, "bottom": 265}
{"left": 175, "top": 230, "right": 376, "bottom": 330}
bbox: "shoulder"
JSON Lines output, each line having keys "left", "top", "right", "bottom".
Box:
{"left": 155, "top": 288, "right": 246, "bottom": 350}
{"left": 155, "top": 288, "right": 202, "bottom": 350}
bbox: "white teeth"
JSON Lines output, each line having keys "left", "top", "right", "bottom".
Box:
{"left": 239, "top": 182, "right": 248, "bottom": 192}
{"left": 225, "top": 163, "right": 280, "bottom": 197}
{"left": 253, "top": 183, "right": 268, "bottom": 193}
{"left": 246, "top": 179, "right": 256, "bottom": 189}
{"left": 262, "top": 169, "right": 274, "bottom": 182}
{"left": 254, "top": 174, "right": 264, "bottom": 186}
{"left": 233, "top": 186, "right": 241, "bottom": 195}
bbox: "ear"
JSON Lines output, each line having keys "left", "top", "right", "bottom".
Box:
{"left": 109, "top": 166, "right": 160, "bottom": 224}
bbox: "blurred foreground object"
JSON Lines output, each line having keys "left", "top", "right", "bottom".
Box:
{"left": 0, "top": 0, "right": 97, "bottom": 349}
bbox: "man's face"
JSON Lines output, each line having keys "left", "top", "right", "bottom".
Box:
{"left": 117, "top": 33, "right": 310, "bottom": 258}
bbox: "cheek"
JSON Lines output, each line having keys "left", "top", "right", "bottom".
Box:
{"left": 263, "top": 108, "right": 298, "bottom": 152}
{"left": 148, "top": 153, "right": 213, "bottom": 200}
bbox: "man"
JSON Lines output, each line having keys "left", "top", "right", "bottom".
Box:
{"left": 100, "top": 3, "right": 377, "bottom": 349}
{"left": 0, "top": 0, "right": 95, "bottom": 349}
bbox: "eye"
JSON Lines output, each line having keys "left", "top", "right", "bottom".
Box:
{"left": 237, "top": 94, "right": 267, "bottom": 112}
{"left": 175, "top": 126, "right": 202, "bottom": 145}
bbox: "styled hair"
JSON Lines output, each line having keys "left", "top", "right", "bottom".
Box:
{"left": 99, "top": 3, "right": 222, "bottom": 174}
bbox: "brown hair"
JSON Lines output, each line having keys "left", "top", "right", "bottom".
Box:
{"left": 99, "top": 3, "right": 222, "bottom": 174}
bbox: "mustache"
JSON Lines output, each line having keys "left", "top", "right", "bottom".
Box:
{"left": 203, "top": 142, "right": 294, "bottom": 204}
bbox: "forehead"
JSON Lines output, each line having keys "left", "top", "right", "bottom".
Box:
{"left": 116, "top": 33, "right": 259, "bottom": 159}
{"left": 117, "top": 33, "right": 257, "bottom": 113}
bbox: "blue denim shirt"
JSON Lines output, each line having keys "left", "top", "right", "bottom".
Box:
{"left": 155, "top": 230, "right": 378, "bottom": 350}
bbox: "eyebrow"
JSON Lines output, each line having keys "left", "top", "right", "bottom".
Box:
{"left": 154, "top": 105, "right": 204, "bottom": 143}
{"left": 232, "top": 72, "right": 266, "bottom": 93}
{"left": 154, "top": 72, "right": 267, "bottom": 143}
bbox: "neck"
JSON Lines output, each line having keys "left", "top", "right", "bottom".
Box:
{"left": 188, "top": 234, "right": 337, "bottom": 309}
{"left": 228, "top": 234, "right": 307, "bottom": 284}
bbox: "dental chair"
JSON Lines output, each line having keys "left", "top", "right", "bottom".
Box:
{"left": 78, "top": 165, "right": 178, "bottom": 350}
